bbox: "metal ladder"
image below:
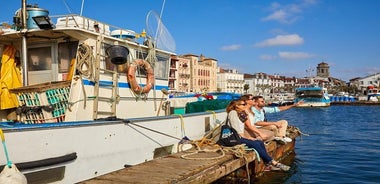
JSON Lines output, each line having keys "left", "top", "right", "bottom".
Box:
{"left": 92, "top": 35, "right": 119, "bottom": 120}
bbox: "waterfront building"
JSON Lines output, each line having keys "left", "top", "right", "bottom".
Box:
{"left": 269, "top": 74, "right": 285, "bottom": 93}
{"left": 217, "top": 68, "right": 244, "bottom": 93}
{"left": 358, "top": 72, "right": 380, "bottom": 94}
{"left": 168, "top": 55, "right": 191, "bottom": 92}
{"left": 317, "top": 62, "right": 330, "bottom": 78}
{"left": 283, "top": 77, "right": 297, "bottom": 93}
{"left": 244, "top": 72, "right": 271, "bottom": 97}
{"left": 180, "top": 54, "right": 218, "bottom": 93}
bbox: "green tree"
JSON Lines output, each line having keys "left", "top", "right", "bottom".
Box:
{"left": 256, "top": 84, "right": 271, "bottom": 96}
{"left": 243, "top": 84, "right": 250, "bottom": 94}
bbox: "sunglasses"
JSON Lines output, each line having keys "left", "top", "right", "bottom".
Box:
{"left": 238, "top": 103, "right": 247, "bottom": 106}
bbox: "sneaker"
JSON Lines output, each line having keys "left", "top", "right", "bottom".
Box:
{"left": 274, "top": 137, "right": 286, "bottom": 144}
{"left": 264, "top": 164, "right": 281, "bottom": 171}
{"left": 283, "top": 137, "right": 292, "bottom": 143}
{"left": 273, "top": 163, "right": 290, "bottom": 171}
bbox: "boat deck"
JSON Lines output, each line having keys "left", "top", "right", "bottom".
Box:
{"left": 80, "top": 126, "right": 300, "bottom": 184}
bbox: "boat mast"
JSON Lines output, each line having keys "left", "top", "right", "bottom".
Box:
{"left": 306, "top": 65, "right": 315, "bottom": 86}
{"left": 21, "top": 0, "right": 28, "bottom": 85}
{"left": 80, "top": 0, "right": 85, "bottom": 16}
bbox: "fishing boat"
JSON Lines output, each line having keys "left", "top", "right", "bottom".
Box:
{"left": 0, "top": 2, "right": 228, "bottom": 183}
{"left": 294, "top": 86, "right": 331, "bottom": 107}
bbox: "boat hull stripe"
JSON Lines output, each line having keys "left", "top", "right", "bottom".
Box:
{"left": 82, "top": 79, "right": 168, "bottom": 90}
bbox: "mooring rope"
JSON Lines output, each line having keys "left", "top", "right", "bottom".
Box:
{"left": 173, "top": 114, "right": 186, "bottom": 138}
{"left": 128, "top": 122, "right": 182, "bottom": 141}
{"left": 289, "top": 125, "right": 309, "bottom": 136}
{"left": 180, "top": 146, "right": 225, "bottom": 160}
{"left": 179, "top": 143, "right": 252, "bottom": 183}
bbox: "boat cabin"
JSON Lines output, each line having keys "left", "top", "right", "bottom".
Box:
{"left": 295, "top": 87, "right": 324, "bottom": 98}
{"left": 0, "top": 5, "right": 174, "bottom": 123}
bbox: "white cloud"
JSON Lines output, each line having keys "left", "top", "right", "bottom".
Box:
{"left": 262, "top": 0, "right": 318, "bottom": 24}
{"left": 254, "top": 34, "right": 304, "bottom": 47}
{"left": 220, "top": 44, "right": 242, "bottom": 51}
{"left": 278, "top": 51, "right": 314, "bottom": 60}
{"left": 259, "top": 54, "right": 277, "bottom": 60}
{"left": 263, "top": 9, "right": 285, "bottom": 22}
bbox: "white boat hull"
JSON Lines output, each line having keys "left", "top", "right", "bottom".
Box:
{"left": 297, "top": 102, "right": 330, "bottom": 107}
{"left": 1, "top": 111, "right": 225, "bottom": 183}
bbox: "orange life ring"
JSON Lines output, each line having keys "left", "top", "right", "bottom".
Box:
{"left": 127, "top": 59, "right": 155, "bottom": 94}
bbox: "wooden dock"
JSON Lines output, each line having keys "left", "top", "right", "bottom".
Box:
{"left": 80, "top": 126, "right": 301, "bottom": 184}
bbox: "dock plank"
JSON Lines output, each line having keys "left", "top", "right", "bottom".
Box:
{"left": 80, "top": 147, "right": 256, "bottom": 184}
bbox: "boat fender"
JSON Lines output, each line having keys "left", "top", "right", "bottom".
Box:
{"left": 0, "top": 164, "right": 27, "bottom": 184}
{"left": 127, "top": 59, "right": 154, "bottom": 94}
{"left": 0, "top": 128, "right": 27, "bottom": 184}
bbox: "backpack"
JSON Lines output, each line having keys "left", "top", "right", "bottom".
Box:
{"left": 216, "top": 117, "right": 241, "bottom": 147}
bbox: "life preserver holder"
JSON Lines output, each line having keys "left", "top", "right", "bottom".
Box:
{"left": 127, "top": 59, "right": 154, "bottom": 94}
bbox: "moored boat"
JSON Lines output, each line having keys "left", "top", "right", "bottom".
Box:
{"left": 0, "top": 2, "right": 227, "bottom": 183}
{"left": 294, "top": 86, "right": 331, "bottom": 107}
{"left": 366, "top": 85, "right": 380, "bottom": 101}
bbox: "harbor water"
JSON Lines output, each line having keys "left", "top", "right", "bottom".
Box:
{"left": 257, "top": 105, "right": 380, "bottom": 184}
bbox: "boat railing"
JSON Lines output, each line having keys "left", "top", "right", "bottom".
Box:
{"left": 51, "top": 14, "right": 140, "bottom": 40}
{"left": 52, "top": 14, "right": 111, "bottom": 34}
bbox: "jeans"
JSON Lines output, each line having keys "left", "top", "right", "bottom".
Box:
{"left": 240, "top": 137, "right": 273, "bottom": 164}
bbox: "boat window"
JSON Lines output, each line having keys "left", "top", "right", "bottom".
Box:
{"left": 155, "top": 55, "right": 169, "bottom": 79}
{"left": 135, "top": 52, "right": 169, "bottom": 79}
{"left": 296, "top": 90, "right": 323, "bottom": 98}
{"left": 58, "top": 41, "right": 78, "bottom": 73}
{"left": 28, "top": 47, "right": 52, "bottom": 71}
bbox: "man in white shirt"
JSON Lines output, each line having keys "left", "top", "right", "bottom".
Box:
{"left": 251, "top": 95, "right": 303, "bottom": 144}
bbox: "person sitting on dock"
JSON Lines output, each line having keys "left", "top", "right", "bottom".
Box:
{"left": 226, "top": 99, "right": 290, "bottom": 171}
{"left": 251, "top": 96, "right": 303, "bottom": 144}
{"left": 239, "top": 94, "right": 274, "bottom": 142}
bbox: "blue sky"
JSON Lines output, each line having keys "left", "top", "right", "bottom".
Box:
{"left": 1, "top": 0, "right": 380, "bottom": 81}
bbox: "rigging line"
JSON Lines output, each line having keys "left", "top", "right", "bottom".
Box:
{"left": 126, "top": 123, "right": 164, "bottom": 146}
{"left": 127, "top": 122, "right": 182, "bottom": 141}
{"left": 153, "top": 0, "right": 166, "bottom": 45}
{"left": 62, "top": 0, "right": 73, "bottom": 14}
{"left": 159, "top": 0, "right": 166, "bottom": 19}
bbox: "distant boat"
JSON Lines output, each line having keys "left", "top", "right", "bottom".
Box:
{"left": 268, "top": 93, "right": 294, "bottom": 106}
{"left": 269, "top": 100, "right": 294, "bottom": 107}
{"left": 294, "top": 86, "right": 331, "bottom": 107}
{"left": 367, "top": 85, "right": 380, "bottom": 101}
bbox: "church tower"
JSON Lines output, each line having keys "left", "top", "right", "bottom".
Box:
{"left": 317, "top": 62, "right": 330, "bottom": 78}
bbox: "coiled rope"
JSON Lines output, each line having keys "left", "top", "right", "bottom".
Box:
{"left": 180, "top": 143, "right": 253, "bottom": 183}
{"left": 74, "top": 43, "right": 95, "bottom": 108}
{"left": 76, "top": 43, "right": 94, "bottom": 79}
